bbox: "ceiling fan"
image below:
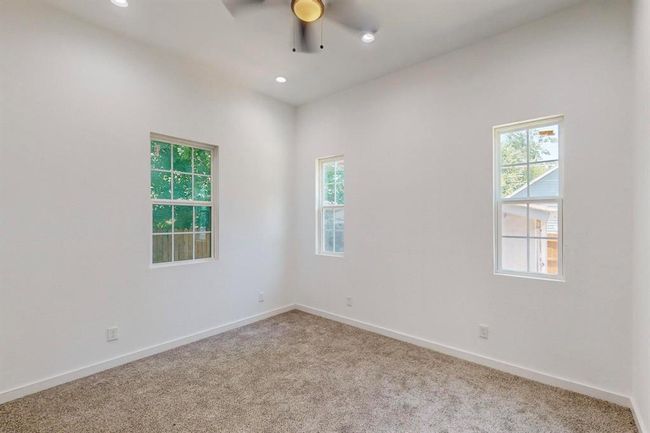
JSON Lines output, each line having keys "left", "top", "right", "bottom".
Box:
{"left": 222, "top": 0, "right": 377, "bottom": 53}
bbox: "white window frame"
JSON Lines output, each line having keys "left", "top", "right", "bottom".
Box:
{"left": 150, "top": 133, "right": 219, "bottom": 267}
{"left": 316, "top": 155, "right": 344, "bottom": 257}
{"left": 493, "top": 115, "right": 564, "bottom": 281}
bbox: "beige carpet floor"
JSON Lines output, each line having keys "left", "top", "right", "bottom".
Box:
{"left": 0, "top": 310, "right": 638, "bottom": 433}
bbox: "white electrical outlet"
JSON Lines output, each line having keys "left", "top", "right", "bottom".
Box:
{"left": 258, "top": 291, "right": 265, "bottom": 303}
{"left": 346, "top": 297, "right": 352, "bottom": 307}
{"left": 106, "top": 327, "right": 119, "bottom": 342}
{"left": 479, "top": 325, "right": 489, "bottom": 340}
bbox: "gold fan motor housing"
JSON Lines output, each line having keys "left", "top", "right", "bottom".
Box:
{"left": 291, "top": 0, "right": 324, "bottom": 23}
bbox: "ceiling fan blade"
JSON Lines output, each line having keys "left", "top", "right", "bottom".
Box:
{"left": 295, "top": 19, "right": 320, "bottom": 53}
{"left": 326, "top": 0, "right": 377, "bottom": 33}
{"left": 222, "top": 0, "right": 267, "bottom": 16}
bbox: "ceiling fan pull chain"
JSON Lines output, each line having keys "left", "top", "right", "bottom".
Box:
{"left": 292, "top": 20, "right": 297, "bottom": 52}
{"left": 320, "top": 18, "right": 324, "bottom": 50}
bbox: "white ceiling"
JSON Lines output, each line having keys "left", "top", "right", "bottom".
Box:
{"left": 43, "top": 0, "right": 583, "bottom": 105}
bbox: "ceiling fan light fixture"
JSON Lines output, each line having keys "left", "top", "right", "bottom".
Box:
{"left": 110, "top": 0, "right": 129, "bottom": 7}
{"left": 291, "top": 0, "right": 324, "bottom": 23}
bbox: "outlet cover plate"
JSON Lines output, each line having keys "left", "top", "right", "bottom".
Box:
{"left": 106, "top": 327, "right": 119, "bottom": 342}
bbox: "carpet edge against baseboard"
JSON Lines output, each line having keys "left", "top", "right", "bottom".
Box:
{"left": 0, "top": 304, "right": 295, "bottom": 405}
{"left": 294, "top": 304, "right": 634, "bottom": 409}
{"left": 3, "top": 303, "right": 643, "bottom": 433}
{"left": 631, "top": 397, "right": 649, "bottom": 433}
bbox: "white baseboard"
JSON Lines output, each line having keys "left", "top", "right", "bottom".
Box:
{"left": 0, "top": 304, "right": 295, "bottom": 405}
{"left": 3, "top": 303, "right": 643, "bottom": 433}
{"left": 631, "top": 397, "right": 648, "bottom": 433}
{"left": 295, "top": 304, "right": 633, "bottom": 408}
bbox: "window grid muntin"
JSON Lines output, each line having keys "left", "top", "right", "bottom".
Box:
{"left": 151, "top": 136, "right": 215, "bottom": 265}
{"left": 495, "top": 116, "right": 563, "bottom": 279}
{"left": 497, "top": 198, "right": 563, "bottom": 273}
{"left": 501, "top": 159, "right": 559, "bottom": 169}
{"left": 317, "top": 156, "right": 344, "bottom": 256}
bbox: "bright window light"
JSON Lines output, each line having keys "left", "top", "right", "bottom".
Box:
{"left": 494, "top": 116, "right": 564, "bottom": 280}
{"left": 316, "top": 156, "right": 344, "bottom": 256}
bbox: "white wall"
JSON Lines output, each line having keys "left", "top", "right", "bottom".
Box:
{"left": 0, "top": 0, "right": 295, "bottom": 395}
{"left": 294, "top": 0, "right": 634, "bottom": 398}
{"left": 633, "top": 0, "right": 650, "bottom": 429}
{"left": 0, "top": 0, "right": 642, "bottom": 417}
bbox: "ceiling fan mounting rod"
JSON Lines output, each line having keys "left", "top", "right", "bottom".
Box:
{"left": 223, "top": 0, "right": 376, "bottom": 54}
{"left": 292, "top": 15, "right": 324, "bottom": 53}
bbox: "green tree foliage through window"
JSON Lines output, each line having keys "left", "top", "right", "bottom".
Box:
{"left": 500, "top": 126, "right": 558, "bottom": 197}
{"left": 150, "top": 138, "right": 215, "bottom": 264}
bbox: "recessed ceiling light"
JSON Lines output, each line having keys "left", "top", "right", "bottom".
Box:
{"left": 111, "top": 0, "right": 128, "bottom": 7}
{"left": 275, "top": 76, "right": 287, "bottom": 84}
{"left": 361, "top": 32, "right": 376, "bottom": 44}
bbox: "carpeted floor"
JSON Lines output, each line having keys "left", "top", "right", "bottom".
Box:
{"left": 0, "top": 310, "right": 638, "bottom": 433}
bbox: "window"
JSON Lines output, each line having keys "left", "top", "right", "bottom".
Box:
{"left": 494, "top": 116, "right": 563, "bottom": 279}
{"left": 317, "top": 156, "right": 344, "bottom": 256}
{"left": 150, "top": 135, "right": 216, "bottom": 265}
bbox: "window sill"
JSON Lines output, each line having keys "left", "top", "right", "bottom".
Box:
{"left": 494, "top": 271, "right": 565, "bottom": 283}
{"left": 316, "top": 253, "right": 344, "bottom": 259}
{"left": 150, "top": 258, "right": 217, "bottom": 269}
